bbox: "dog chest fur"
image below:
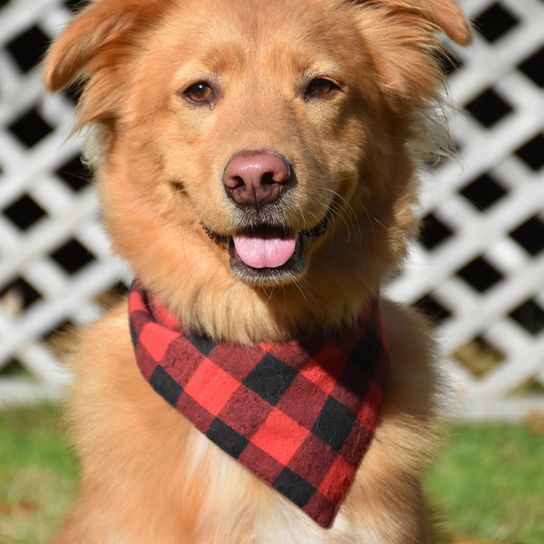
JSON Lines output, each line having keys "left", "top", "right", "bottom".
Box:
{"left": 58, "top": 299, "right": 439, "bottom": 543}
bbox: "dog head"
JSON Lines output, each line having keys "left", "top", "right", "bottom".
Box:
{"left": 44, "top": 0, "right": 470, "bottom": 339}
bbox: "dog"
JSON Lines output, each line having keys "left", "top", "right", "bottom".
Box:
{"left": 44, "top": 0, "right": 471, "bottom": 542}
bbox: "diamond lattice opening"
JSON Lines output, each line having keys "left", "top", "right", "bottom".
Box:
{"left": 515, "top": 134, "right": 544, "bottom": 171}
{"left": 474, "top": 3, "right": 520, "bottom": 43}
{"left": 419, "top": 213, "right": 454, "bottom": 251}
{"left": 456, "top": 256, "right": 504, "bottom": 293}
{"left": 5, "top": 24, "right": 50, "bottom": 73}
{"left": 55, "top": 155, "right": 89, "bottom": 192}
{"left": 509, "top": 377, "right": 544, "bottom": 397}
{"left": 51, "top": 238, "right": 95, "bottom": 275}
{"left": 415, "top": 294, "right": 452, "bottom": 325}
{"left": 3, "top": 194, "right": 47, "bottom": 231}
{"left": 509, "top": 216, "right": 544, "bottom": 256}
{"left": 0, "top": 358, "right": 34, "bottom": 379}
{"left": 459, "top": 173, "right": 508, "bottom": 211}
{"left": 510, "top": 300, "right": 544, "bottom": 336}
{"left": 518, "top": 45, "right": 544, "bottom": 88}
{"left": 464, "top": 88, "right": 513, "bottom": 128}
{"left": 0, "top": 276, "right": 42, "bottom": 312}
{"left": 8, "top": 107, "right": 54, "bottom": 148}
{"left": 452, "top": 336, "right": 505, "bottom": 377}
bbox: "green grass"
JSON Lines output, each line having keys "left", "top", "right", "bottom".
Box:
{"left": 426, "top": 423, "right": 544, "bottom": 543}
{"left": 0, "top": 405, "right": 543, "bottom": 543}
{"left": 0, "top": 405, "right": 78, "bottom": 544}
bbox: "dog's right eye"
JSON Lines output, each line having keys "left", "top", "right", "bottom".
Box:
{"left": 304, "top": 78, "right": 341, "bottom": 100}
{"left": 183, "top": 82, "right": 215, "bottom": 104}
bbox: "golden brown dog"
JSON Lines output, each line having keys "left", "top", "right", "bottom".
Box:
{"left": 44, "top": 0, "right": 471, "bottom": 542}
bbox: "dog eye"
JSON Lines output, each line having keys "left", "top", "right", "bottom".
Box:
{"left": 304, "top": 78, "right": 340, "bottom": 99}
{"left": 183, "top": 82, "right": 215, "bottom": 104}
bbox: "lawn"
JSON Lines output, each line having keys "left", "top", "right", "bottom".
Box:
{"left": 0, "top": 405, "right": 78, "bottom": 544}
{"left": 426, "top": 423, "right": 544, "bottom": 543}
{"left": 0, "top": 404, "right": 542, "bottom": 543}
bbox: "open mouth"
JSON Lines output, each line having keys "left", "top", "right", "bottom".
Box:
{"left": 202, "top": 213, "right": 330, "bottom": 283}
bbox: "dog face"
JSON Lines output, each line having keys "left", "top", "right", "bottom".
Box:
{"left": 45, "top": 0, "right": 469, "bottom": 335}
{"left": 124, "top": 0, "right": 386, "bottom": 285}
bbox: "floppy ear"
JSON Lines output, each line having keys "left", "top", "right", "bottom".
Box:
{"left": 422, "top": 0, "right": 471, "bottom": 45}
{"left": 368, "top": 0, "right": 472, "bottom": 45}
{"left": 44, "top": 0, "right": 150, "bottom": 91}
{"left": 43, "top": 0, "right": 163, "bottom": 127}
{"left": 352, "top": 0, "right": 471, "bottom": 104}
{"left": 400, "top": 0, "right": 471, "bottom": 45}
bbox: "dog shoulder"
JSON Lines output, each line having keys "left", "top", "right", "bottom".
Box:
{"left": 379, "top": 297, "right": 443, "bottom": 454}
{"left": 65, "top": 300, "right": 133, "bottom": 390}
{"left": 337, "top": 299, "right": 443, "bottom": 542}
{"left": 382, "top": 297, "right": 440, "bottom": 394}
{"left": 63, "top": 301, "right": 189, "bottom": 455}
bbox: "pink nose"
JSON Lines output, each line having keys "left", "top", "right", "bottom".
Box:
{"left": 223, "top": 152, "right": 291, "bottom": 208}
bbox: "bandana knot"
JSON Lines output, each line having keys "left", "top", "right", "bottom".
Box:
{"left": 128, "top": 281, "right": 390, "bottom": 528}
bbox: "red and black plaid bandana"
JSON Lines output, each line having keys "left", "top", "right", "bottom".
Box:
{"left": 128, "top": 281, "right": 390, "bottom": 528}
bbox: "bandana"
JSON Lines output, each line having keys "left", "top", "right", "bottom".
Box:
{"left": 128, "top": 281, "right": 390, "bottom": 528}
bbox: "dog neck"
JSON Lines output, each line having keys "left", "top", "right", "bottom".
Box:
{"left": 128, "top": 279, "right": 391, "bottom": 528}
{"left": 120, "top": 222, "right": 393, "bottom": 344}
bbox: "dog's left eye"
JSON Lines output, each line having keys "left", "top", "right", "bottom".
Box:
{"left": 304, "top": 78, "right": 341, "bottom": 100}
{"left": 183, "top": 82, "right": 215, "bottom": 104}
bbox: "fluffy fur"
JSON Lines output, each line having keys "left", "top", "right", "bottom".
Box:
{"left": 44, "top": 0, "right": 470, "bottom": 542}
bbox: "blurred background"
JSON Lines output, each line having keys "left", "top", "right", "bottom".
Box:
{"left": 0, "top": 0, "right": 542, "bottom": 542}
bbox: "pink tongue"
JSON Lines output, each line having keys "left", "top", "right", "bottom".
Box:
{"left": 233, "top": 233, "right": 297, "bottom": 269}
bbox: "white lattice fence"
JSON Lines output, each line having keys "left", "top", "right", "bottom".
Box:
{"left": 0, "top": 0, "right": 131, "bottom": 406}
{"left": 388, "top": 0, "right": 544, "bottom": 420}
{"left": 0, "top": 0, "right": 543, "bottom": 419}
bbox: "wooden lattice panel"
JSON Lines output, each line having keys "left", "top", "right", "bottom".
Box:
{"left": 387, "top": 0, "right": 544, "bottom": 420}
{"left": 0, "top": 0, "right": 543, "bottom": 419}
{"left": 0, "top": 0, "right": 129, "bottom": 405}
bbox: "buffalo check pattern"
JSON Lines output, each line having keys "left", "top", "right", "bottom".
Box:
{"left": 128, "top": 281, "right": 390, "bottom": 528}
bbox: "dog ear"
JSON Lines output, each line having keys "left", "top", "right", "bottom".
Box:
{"left": 352, "top": 0, "right": 471, "bottom": 104}
{"left": 423, "top": 0, "right": 471, "bottom": 45}
{"left": 403, "top": 0, "right": 472, "bottom": 45}
{"left": 43, "top": 0, "right": 154, "bottom": 92}
{"left": 43, "top": 0, "right": 164, "bottom": 127}
{"left": 360, "top": 0, "right": 472, "bottom": 45}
